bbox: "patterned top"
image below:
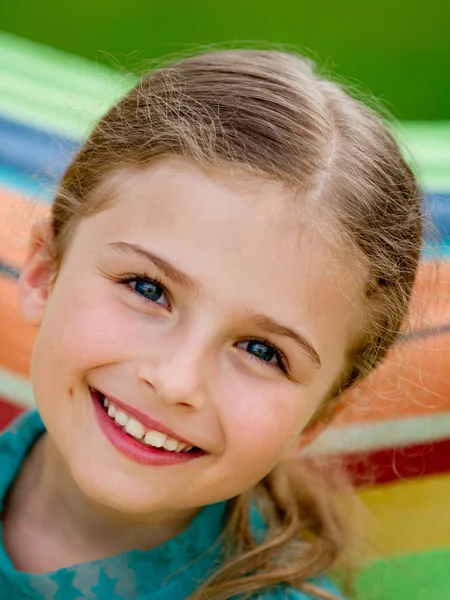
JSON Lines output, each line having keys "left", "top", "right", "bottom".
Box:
{"left": 0, "top": 410, "right": 342, "bottom": 599}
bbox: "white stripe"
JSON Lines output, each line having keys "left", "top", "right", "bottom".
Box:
{"left": 305, "top": 412, "right": 450, "bottom": 455}
{"left": 0, "top": 367, "right": 34, "bottom": 408}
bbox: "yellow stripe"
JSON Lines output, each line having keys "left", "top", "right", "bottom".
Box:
{"left": 359, "top": 473, "right": 450, "bottom": 557}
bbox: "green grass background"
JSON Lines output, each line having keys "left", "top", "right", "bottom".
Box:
{"left": 1, "top": 0, "right": 449, "bottom": 120}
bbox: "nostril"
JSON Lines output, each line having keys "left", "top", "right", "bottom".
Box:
{"left": 138, "top": 375, "right": 157, "bottom": 391}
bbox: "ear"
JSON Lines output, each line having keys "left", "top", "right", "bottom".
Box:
{"left": 17, "top": 220, "right": 55, "bottom": 327}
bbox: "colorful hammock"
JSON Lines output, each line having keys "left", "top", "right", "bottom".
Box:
{"left": 1, "top": 30, "right": 450, "bottom": 599}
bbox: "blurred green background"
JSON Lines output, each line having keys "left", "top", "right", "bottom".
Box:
{"left": 1, "top": 0, "right": 448, "bottom": 120}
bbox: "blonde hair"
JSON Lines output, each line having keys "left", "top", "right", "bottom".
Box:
{"left": 50, "top": 50, "right": 423, "bottom": 599}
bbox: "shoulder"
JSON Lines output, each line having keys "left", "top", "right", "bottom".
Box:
{"left": 256, "top": 576, "right": 345, "bottom": 600}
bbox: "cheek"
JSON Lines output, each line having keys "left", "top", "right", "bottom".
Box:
{"left": 220, "top": 377, "right": 314, "bottom": 474}
{"left": 33, "top": 276, "right": 139, "bottom": 376}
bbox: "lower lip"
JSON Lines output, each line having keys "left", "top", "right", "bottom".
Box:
{"left": 92, "top": 391, "right": 205, "bottom": 466}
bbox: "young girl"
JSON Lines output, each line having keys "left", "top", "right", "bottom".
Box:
{"left": 0, "top": 50, "right": 422, "bottom": 599}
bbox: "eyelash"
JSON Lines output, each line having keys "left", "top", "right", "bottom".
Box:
{"left": 113, "top": 273, "right": 289, "bottom": 374}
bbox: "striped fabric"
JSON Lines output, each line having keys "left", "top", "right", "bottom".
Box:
{"left": 1, "top": 30, "right": 449, "bottom": 599}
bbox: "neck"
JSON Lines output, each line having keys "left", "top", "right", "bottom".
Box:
{"left": 4, "top": 432, "right": 198, "bottom": 569}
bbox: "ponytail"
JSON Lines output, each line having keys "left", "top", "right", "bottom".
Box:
{"left": 190, "top": 457, "right": 364, "bottom": 599}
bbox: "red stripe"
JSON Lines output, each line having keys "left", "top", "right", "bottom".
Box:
{"left": 0, "top": 396, "right": 24, "bottom": 431}
{"left": 344, "top": 437, "right": 450, "bottom": 486}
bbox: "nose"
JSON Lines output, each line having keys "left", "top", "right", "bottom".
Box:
{"left": 137, "top": 334, "right": 211, "bottom": 410}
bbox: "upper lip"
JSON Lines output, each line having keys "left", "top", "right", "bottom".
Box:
{"left": 93, "top": 388, "right": 198, "bottom": 448}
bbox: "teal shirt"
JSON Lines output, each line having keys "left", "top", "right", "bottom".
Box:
{"left": 0, "top": 411, "right": 342, "bottom": 599}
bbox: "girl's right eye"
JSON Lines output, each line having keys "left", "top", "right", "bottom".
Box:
{"left": 124, "top": 276, "right": 171, "bottom": 309}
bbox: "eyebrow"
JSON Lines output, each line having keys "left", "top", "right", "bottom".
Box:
{"left": 108, "top": 240, "right": 321, "bottom": 368}
{"left": 240, "top": 312, "right": 321, "bottom": 369}
{"left": 108, "top": 241, "right": 199, "bottom": 291}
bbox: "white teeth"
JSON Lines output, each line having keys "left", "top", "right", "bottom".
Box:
{"left": 163, "top": 438, "right": 179, "bottom": 451}
{"left": 114, "top": 410, "right": 129, "bottom": 427}
{"left": 101, "top": 396, "right": 197, "bottom": 453}
{"left": 144, "top": 430, "right": 167, "bottom": 448}
{"left": 125, "top": 418, "right": 145, "bottom": 440}
{"left": 107, "top": 404, "right": 117, "bottom": 418}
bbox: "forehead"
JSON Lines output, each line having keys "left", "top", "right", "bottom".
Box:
{"left": 78, "top": 158, "right": 367, "bottom": 361}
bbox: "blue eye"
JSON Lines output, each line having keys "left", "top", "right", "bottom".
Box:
{"left": 133, "top": 278, "right": 163, "bottom": 301}
{"left": 238, "top": 339, "right": 286, "bottom": 371}
{"left": 247, "top": 341, "right": 276, "bottom": 362}
{"left": 128, "top": 277, "right": 170, "bottom": 308}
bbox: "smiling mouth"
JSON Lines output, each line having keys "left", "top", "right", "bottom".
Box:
{"left": 91, "top": 388, "right": 204, "bottom": 455}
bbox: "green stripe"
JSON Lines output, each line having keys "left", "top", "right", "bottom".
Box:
{"left": 0, "top": 74, "right": 127, "bottom": 140}
{"left": 0, "top": 30, "right": 133, "bottom": 138}
{"left": 356, "top": 547, "right": 450, "bottom": 600}
{"left": 396, "top": 122, "right": 450, "bottom": 191}
{"left": 0, "top": 30, "right": 118, "bottom": 95}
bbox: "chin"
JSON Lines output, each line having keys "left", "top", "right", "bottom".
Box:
{"left": 71, "top": 463, "right": 170, "bottom": 517}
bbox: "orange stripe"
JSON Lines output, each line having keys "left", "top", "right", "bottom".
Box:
{"left": 337, "top": 262, "right": 450, "bottom": 424}
{"left": 337, "top": 332, "right": 450, "bottom": 424}
{"left": 0, "top": 188, "right": 43, "bottom": 377}
{"left": 0, "top": 277, "right": 36, "bottom": 376}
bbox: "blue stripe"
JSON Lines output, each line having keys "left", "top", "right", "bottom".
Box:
{"left": 424, "top": 193, "right": 450, "bottom": 238}
{"left": 0, "top": 164, "right": 54, "bottom": 202}
{"left": 0, "top": 260, "right": 20, "bottom": 280}
{"left": 0, "top": 115, "right": 78, "bottom": 189}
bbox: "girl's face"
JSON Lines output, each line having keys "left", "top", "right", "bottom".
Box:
{"left": 20, "top": 158, "right": 365, "bottom": 518}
